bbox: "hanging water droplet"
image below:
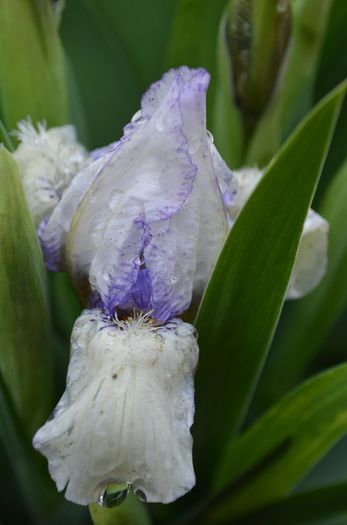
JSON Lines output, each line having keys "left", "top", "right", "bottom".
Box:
{"left": 98, "top": 482, "right": 131, "bottom": 508}
{"left": 135, "top": 489, "right": 147, "bottom": 502}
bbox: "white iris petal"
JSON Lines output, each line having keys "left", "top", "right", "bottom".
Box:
{"left": 224, "top": 168, "right": 329, "bottom": 299}
{"left": 39, "top": 68, "right": 228, "bottom": 321}
{"left": 33, "top": 309, "right": 199, "bottom": 505}
{"left": 13, "top": 120, "right": 88, "bottom": 225}
{"left": 286, "top": 209, "right": 329, "bottom": 299}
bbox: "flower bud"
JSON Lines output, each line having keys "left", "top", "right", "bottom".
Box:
{"left": 13, "top": 121, "right": 88, "bottom": 225}
{"left": 0, "top": 0, "right": 69, "bottom": 129}
{"left": 225, "top": 0, "right": 291, "bottom": 128}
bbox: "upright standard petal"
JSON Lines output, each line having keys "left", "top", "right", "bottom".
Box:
{"left": 13, "top": 121, "right": 88, "bottom": 225}
{"left": 222, "top": 167, "right": 329, "bottom": 299}
{"left": 33, "top": 308, "right": 199, "bottom": 505}
{"left": 42, "top": 67, "right": 228, "bottom": 321}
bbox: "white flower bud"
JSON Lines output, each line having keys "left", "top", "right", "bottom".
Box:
{"left": 33, "top": 309, "right": 199, "bottom": 505}
{"left": 13, "top": 120, "right": 88, "bottom": 225}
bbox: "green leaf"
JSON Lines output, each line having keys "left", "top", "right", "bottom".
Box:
{"left": 166, "top": 0, "right": 229, "bottom": 111}
{"left": 61, "top": 0, "right": 174, "bottom": 148}
{"left": 0, "top": 370, "right": 88, "bottom": 525}
{"left": 166, "top": 0, "right": 228, "bottom": 72}
{"left": 225, "top": 481, "right": 347, "bottom": 525}
{"left": 246, "top": 0, "right": 334, "bottom": 166}
{"left": 0, "top": 371, "right": 50, "bottom": 525}
{"left": 255, "top": 155, "right": 347, "bottom": 407}
{"left": 315, "top": 0, "right": 347, "bottom": 100}
{"left": 49, "top": 272, "right": 81, "bottom": 340}
{"left": 212, "top": 0, "right": 291, "bottom": 167}
{"left": 193, "top": 82, "right": 346, "bottom": 487}
{"left": 0, "top": 146, "right": 53, "bottom": 434}
{"left": 315, "top": 0, "right": 347, "bottom": 190}
{"left": 0, "top": 118, "right": 14, "bottom": 151}
{"left": 89, "top": 495, "right": 151, "bottom": 525}
{"left": 0, "top": 0, "right": 69, "bottom": 130}
{"left": 212, "top": 9, "right": 245, "bottom": 167}
{"left": 203, "top": 364, "right": 347, "bottom": 523}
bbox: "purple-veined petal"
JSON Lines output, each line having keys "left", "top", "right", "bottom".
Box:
{"left": 39, "top": 153, "right": 113, "bottom": 270}
{"left": 66, "top": 67, "right": 228, "bottom": 319}
{"left": 40, "top": 68, "right": 228, "bottom": 320}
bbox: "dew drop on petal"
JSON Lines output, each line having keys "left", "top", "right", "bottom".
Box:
{"left": 98, "top": 483, "right": 131, "bottom": 508}
{"left": 206, "top": 130, "right": 214, "bottom": 143}
{"left": 131, "top": 110, "right": 142, "bottom": 123}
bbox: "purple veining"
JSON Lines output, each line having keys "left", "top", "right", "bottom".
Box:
{"left": 40, "top": 66, "right": 229, "bottom": 322}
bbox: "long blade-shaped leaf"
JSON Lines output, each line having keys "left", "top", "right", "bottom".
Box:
{"left": 227, "top": 481, "right": 347, "bottom": 525}
{"left": 0, "top": 371, "right": 88, "bottom": 525}
{"left": 256, "top": 156, "right": 347, "bottom": 408}
{"left": 183, "top": 365, "right": 347, "bottom": 524}
{"left": 61, "top": 0, "right": 174, "bottom": 147}
{"left": 166, "top": 0, "right": 228, "bottom": 110}
{"left": 206, "top": 364, "right": 347, "bottom": 522}
{"left": 193, "top": 82, "right": 346, "bottom": 487}
{"left": 212, "top": 9, "right": 245, "bottom": 167}
{"left": 0, "top": 0, "right": 69, "bottom": 129}
{"left": 0, "top": 146, "right": 53, "bottom": 434}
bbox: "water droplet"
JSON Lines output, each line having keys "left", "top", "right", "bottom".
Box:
{"left": 206, "top": 130, "right": 214, "bottom": 143}
{"left": 135, "top": 489, "right": 147, "bottom": 502}
{"left": 131, "top": 110, "right": 142, "bottom": 123}
{"left": 98, "top": 483, "right": 131, "bottom": 508}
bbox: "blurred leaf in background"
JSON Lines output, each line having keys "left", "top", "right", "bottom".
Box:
{"left": 0, "top": 147, "right": 89, "bottom": 525}
{"left": 61, "top": 0, "right": 175, "bottom": 148}
{"left": 0, "top": 146, "right": 53, "bottom": 435}
{"left": 166, "top": 0, "right": 228, "bottom": 108}
{"left": 315, "top": 0, "right": 347, "bottom": 186}
{"left": 212, "top": 0, "right": 336, "bottom": 168}
{"left": 0, "top": 0, "right": 69, "bottom": 131}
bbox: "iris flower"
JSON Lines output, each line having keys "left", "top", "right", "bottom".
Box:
{"left": 33, "top": 67, "right": 229, "bottom": 506}
{"left": 39, "top": 67, "right": 228, "bottom": 321}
